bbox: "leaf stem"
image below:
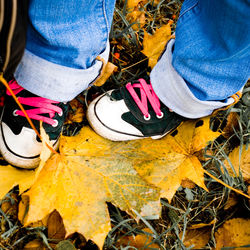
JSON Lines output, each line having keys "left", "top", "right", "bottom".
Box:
{"left": 204, "top": 169, "right": 250, "bottom": 199}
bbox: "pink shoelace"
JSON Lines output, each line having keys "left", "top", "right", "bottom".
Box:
{"left": 7, "top": 80, "right": 63, "bottom": 127}
{"left": 126, "top": 78, "right": 163, "bottom": 120}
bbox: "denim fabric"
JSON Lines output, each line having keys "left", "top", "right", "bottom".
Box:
{"left": 14, "top": 0, "right": 250, "bottom": 111}
{"left": 14, "top": 0, "right": 116, "bottom": 101}
{"left": 151, "top": 0, "right": 250, "bottom": 117}
{"left": 26, "top": 0, "right": 115, "bottom": 69}
{"left": 173, "top": 0, "right": 250, "bottom": 101}
{"left": 151, "top": 39, "right": 238, "bottom": 118}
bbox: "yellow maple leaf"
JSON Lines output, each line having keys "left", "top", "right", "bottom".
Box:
{"left": 215, "top": 218, "right": 250, "bottom": 249}
{"left": 0, "top": 165, "right": 35, "bottom": 198}
{"left": 19, "top": 131, "right": 161, "bottom": 248}
{"left": 132, "top": 117, "right": 220, "bottom": 201}
{"left": 142, "top": 22, "right": 173, "bottom": 68}
{"left": 224, "top": 145, "right": 250, "bottom": 181}
{"left": 61, "top": 117, "right": 219, "bottom": 202}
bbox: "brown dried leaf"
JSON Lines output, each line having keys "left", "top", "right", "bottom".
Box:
{"left": 181, "top": 179, "right": 196, "bottom": 189}
{"left": 181, "top": 228, "right": 211, "bottom": 249}
{"left": 118, "top": 228, "right": 160, "bottom": 249}
{"left": 190, "top": 219, "right": 216, "bottom": 229}
{"left": 94, "top": 59, "right": 117, "bottom": 87}
{"left": 224, "top": 193, "right": 238, "bottom": 210}
{"left": 66, "top": 97, "right": 85, "bottom": 124}
{"left": 1, "top": 193, "right": 18, "bottom": 218}
{"left": 47, "top": 210, "right": 66, "bottom": 240}
{"left": 223, "top": 112, "right": 239, "bottom": 138}
{"left": 23, "top": 239, "right": 46, "bottom": 250}
{"left": 215, "top": 218, "right": 250, "bottom": 249}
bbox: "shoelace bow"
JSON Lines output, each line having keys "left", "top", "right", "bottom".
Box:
{"left": 7, "top": 80, "right": 63, "bottom": 127}
{"left": 126, "top": 78, "right": 163, "bottom": 120}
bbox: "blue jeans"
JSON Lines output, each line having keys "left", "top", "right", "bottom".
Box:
{"left": 14, "top": 0, "right": 250, "bottom": 118}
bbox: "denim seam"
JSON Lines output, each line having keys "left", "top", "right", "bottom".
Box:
{"left": 100, "top": 0, "right": 109, "bottom": 50}
{"left": 179, "top": 2, "right": 198, "bottom": 19}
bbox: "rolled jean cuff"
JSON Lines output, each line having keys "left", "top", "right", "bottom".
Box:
{"left": 150, "top": 39, "right": 237, "bottom": 119}
{"left": 14, "top": 43, "right": 110, "bottom": 102}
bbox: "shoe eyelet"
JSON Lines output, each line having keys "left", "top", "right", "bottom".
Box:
{"left": 156, "top": 112, "right": 164, "bottom": 119}
{"left": 13, "top": 110, "right": 19, "bottom": 116}
{"left": 143, "top": 114, "right": 151, "bottom": 121}
{"left": 52, "top": 120, "right": 59, "bottom": 127}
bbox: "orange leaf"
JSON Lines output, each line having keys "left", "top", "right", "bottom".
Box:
{"left": 224, "top": 145, "right": 250, "bottom": 182}
{"left": 142, "top": 22, "right": 173, "bottom": 68}
{"left": 93, "top": 59, "right": 117, "bottom": 87}
{"left": 215, "top": 218, "right": 250, "bottom": 249}
{"left": 181, "top": 228, "right": 211, "bottom": 249}
{"left": 20, "top": 135, "right": 161, "bottom": 248}
{"left": 118, "top": 228, "right": 160, "bottom": 249}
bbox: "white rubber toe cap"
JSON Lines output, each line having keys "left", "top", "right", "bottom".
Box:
{"left": 87, "top": 91, "right": 144, "bottom": 141}
{"left": 0, "top": 122, "right": 58, "bottom": 169}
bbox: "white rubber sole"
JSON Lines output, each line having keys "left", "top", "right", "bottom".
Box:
{"left": 0, "top": 126, "right": 59, "bottom": 169}
{"left": 87, "top": 94, "right": 170, "bottom": 141}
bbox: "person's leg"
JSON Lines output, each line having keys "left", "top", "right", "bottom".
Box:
{"left": 15, "top": 0, "right": 116, "bottom": 102}
{"left": 87, "top": 0, "right": 250, "bottom": 141}
{"left": 0, "top": 0, "right": 116, "bottom": 168}
{"left": 151, "top": 0, "right": 250, "bottom": 118}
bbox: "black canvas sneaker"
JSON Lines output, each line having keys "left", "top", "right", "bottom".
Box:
{"left": 87, "top": 78, "right": 186, "bottom": 141}
{"left": 0, "top": 79, "right": 68, "bottom": 168}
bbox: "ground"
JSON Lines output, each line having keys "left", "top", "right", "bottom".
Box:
{"left": 0, "top": 0, "right": 249, "bottom": 249}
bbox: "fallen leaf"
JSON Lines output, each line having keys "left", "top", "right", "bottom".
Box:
{"left": 0, "top": 126, "right": 54, "bottom": 200}
{"left": 142, "top": 22, "right": 173, "bottom": 68}
{"left": 20, "top": 132, "right": 161, "bottom": 248}
{"left": 126, "top": 10, "right": 146, "bottom": 31}
{"left": 133, "top": 117, "right": 220, "bottom": 201}
{"left": 181, "top": 179, "right": 196, "bottom": 189}
{"left": 47, "top": 210, "right": 66, "bottom": 240}
{"left": 60, "top": 117, "right": 219, "bottom": 203}
{"left": 181, "top": 228, "right": 211, "bottom": 249}
{"left": 190, "top": 219, "right": 216, "bottom": 229}
{"left": 0, "top": 165, "right": 35, "bottom": 199}
{"left": 223, "top": 112, "right": 239, "bottom": 138}
{"left": 224, "top": 193, "right": 238, "bottom": 210}
{"left": 126, "top": 0, "right": 147, "bottom": 10}
{"left": 118, "top": 228, "right": 160, "bottom": 249}
{"left": 55, "top": 240, "right": 76, "bottom": 250}
{"left": 224, "top": 145, "right": 250, "bottom": 182}
{"left": 1, "top": 192, "right": 18, "bottom": 217}
{"left": 19, "top": 116, "right": 219, "bottom": 247}
{"left": 94, "top": 59, "right": 117, "bottom": 87}
{"left": 215, "top": 218, "right": 250, "bottom": 249}
{"left": 37, "top": 123, "right": 55, "bottom": 179}
{"left": 65, "top": 96, "right": 85, "bottom": 124}
{"left": 23, "top": 239, "right": 46, "bottom": 250}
